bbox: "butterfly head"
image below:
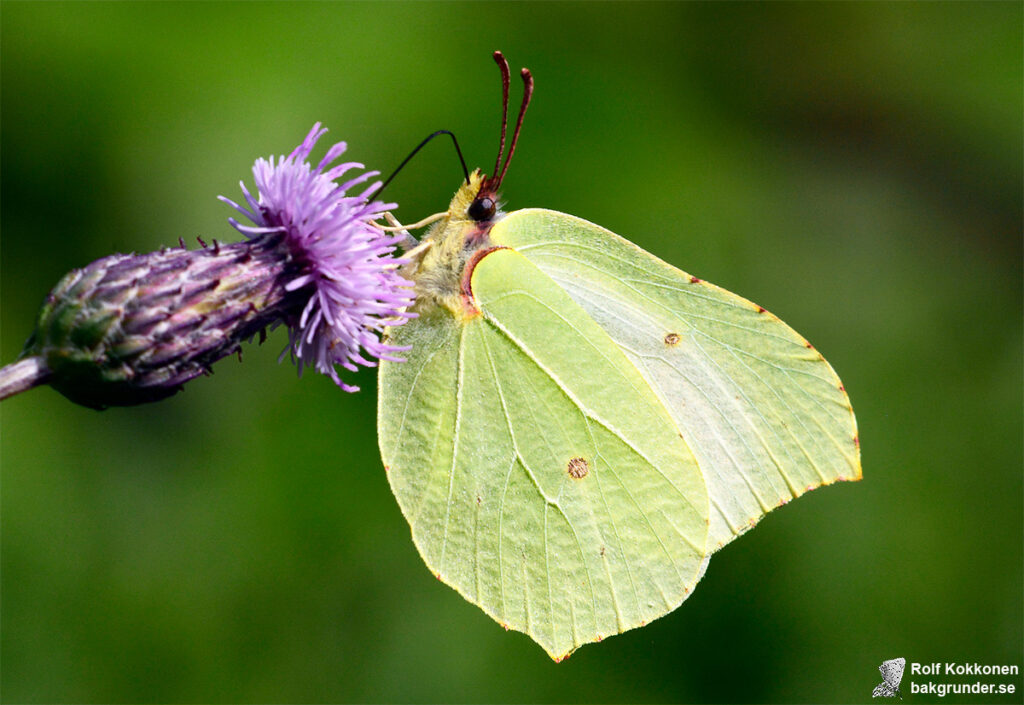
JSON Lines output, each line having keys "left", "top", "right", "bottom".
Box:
{"left": 442, "top": 169, "right": 498, "bottom": 227}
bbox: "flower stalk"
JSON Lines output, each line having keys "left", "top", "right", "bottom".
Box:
{"left": 0, "top": 357, "right": 51, "bottom": 401}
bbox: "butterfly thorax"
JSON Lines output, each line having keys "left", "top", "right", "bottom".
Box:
{"left": 410, "top": 169, "right": 503, "bottom": 320}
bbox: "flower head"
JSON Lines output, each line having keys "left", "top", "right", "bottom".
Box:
{"left": 221, "top": 123, "right": 415, "bottom": 391}
{"left": 3, "top": 123, "right": 410, "bottom": 409}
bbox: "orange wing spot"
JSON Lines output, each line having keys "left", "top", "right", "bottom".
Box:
{"left": 805, "top": 342, "right": 815, "bottom": 350}
{"left": 756, "top": 306, "right": 766, "bottom": 313}
{"left": 567, "top": 457, "right": 589, "bottom": 479}
{"left": 501, "top": 622, "right": 511, "bottom": 631}
{"left": 839, "top": 385, "right": 846, "bottom": 392}
{"left": 435, "top": 572, "right": 442, "bottom": 580}
{"left": 853, "top": 435, "right": 860, "bottom": 447}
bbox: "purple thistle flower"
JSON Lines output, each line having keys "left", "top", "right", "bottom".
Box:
{"left": 220, "top": 123, "right": 415, "bottom": 392}
{"left": 0, "top": 124, "right": 415, "bottom": 408}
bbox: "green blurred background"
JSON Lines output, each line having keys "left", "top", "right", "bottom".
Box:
{"left": 2, "top": 2, "right": 1021, "bottom": 702}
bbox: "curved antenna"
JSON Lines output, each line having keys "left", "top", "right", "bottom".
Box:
{"left": 490, "top": 51, "right": 512, "bottom": 187}
{"left": 370, "top": 129, "right": 470, "bottom": 203}
{"left": 482, "top": 52, "right": 534, "bottom": 194}
{"left": 495, "top": 66, "right": 534, "bottom": 190}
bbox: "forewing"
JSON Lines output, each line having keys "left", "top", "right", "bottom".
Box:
{"left": 378, "top": 248, "right": 709, "bottom": 660}
{"left": 490, "top": 209, "right": 861, "bottom": 550}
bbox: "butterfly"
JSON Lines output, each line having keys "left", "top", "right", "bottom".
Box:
{"left": 873, "top": 657, "right": 906, "bottom": 699}
{"left": 377, "top": 52, "right": 861, "bottom": 661}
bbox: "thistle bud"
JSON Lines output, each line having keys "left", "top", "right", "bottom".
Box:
{"left": 20, "top": 237, "right": 292, "bottom": 409}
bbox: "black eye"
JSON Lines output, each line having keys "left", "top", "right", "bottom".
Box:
{"left": 468, "top": 196, "right": 496, "bottom": 222}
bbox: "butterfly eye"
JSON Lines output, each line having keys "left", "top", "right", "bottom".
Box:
{"left": 468, "top": 196, "right": 496, "bottom": 222}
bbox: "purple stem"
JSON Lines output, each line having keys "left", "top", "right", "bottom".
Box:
{"left": 0, "top": 357, "right": 51, "bottom": 402}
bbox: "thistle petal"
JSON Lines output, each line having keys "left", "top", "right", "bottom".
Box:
{"left": 224, "top": 125, "right": 415, "bottom": 390}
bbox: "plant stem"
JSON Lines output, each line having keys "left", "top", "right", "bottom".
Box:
{"left": 0, "top": 357, "right": 51, "bottom": 402}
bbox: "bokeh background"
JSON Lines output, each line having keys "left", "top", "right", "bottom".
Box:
{"left": 2, "top": 3, "right": 1021, "bottom": 703}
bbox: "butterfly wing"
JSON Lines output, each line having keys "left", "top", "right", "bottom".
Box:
{"left": 489, "top": 209, "right": 862, "bottom": 550}
{"left": 378, "top": 246, "right": 709, "bottom": 660}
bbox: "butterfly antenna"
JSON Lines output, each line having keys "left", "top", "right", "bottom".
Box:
{"left": 489, "top": 51, "right": 512, "bottom": 189}
{"left": 495, "top": 66, "right": 534, "bottom": 189}
{"left": 370, "top": 129, "right": 470, "bottom": 203}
